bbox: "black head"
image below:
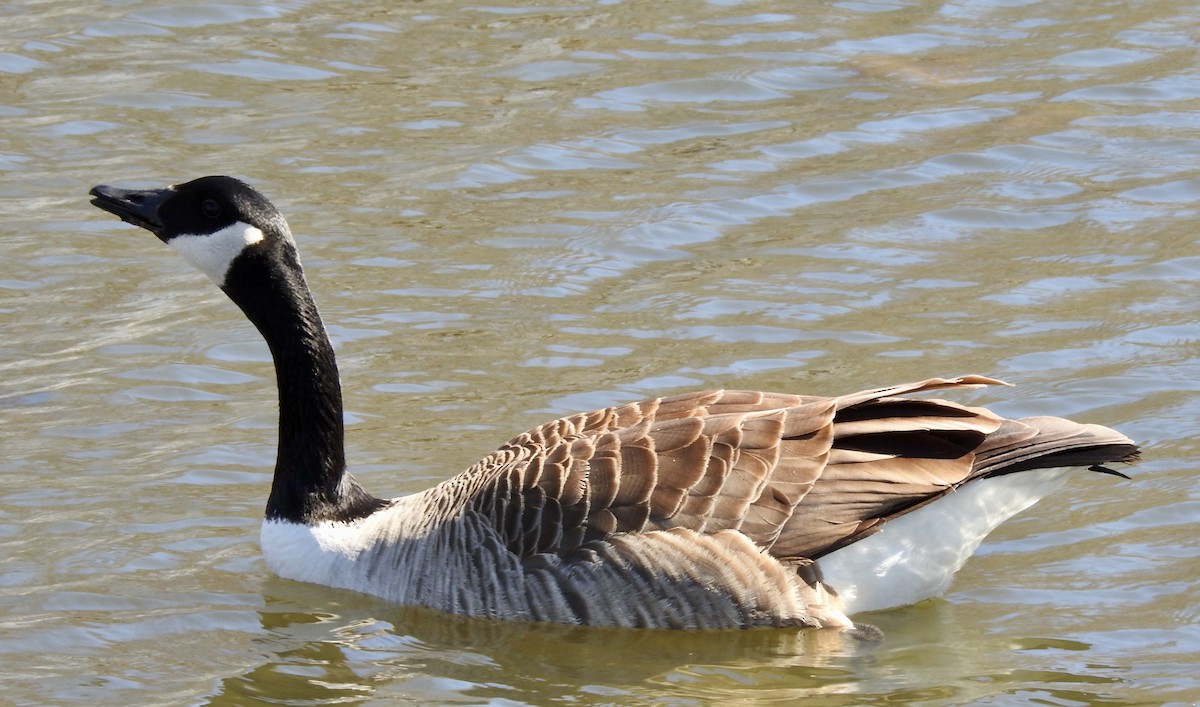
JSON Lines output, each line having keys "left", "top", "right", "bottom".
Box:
{"left": 90, "top": 176, "right": 293, "bottom": 285}
{"left": 90, "top": 176, "right": 287, "bottom": 242}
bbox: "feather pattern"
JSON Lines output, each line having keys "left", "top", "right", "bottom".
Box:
{"left": 261, "top": 375, "right": 1138, "bottom": 629}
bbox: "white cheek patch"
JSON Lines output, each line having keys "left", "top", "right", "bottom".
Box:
{"left": 168, "top": 222, "right": 265, "bottom": 286}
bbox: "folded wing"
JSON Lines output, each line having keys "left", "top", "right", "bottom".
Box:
{"left": 461, "top": 376, "right": 1138, "bottom": 565}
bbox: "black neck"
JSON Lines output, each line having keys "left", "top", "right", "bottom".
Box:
{"left": 221, "top": 240, "right": 385, "bottom": 523}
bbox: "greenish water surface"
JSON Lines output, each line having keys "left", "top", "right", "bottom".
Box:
{"left": 1, "top": 1, "right": 1197, "bottom": 704}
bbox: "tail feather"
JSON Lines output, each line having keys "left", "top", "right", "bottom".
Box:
{"left": 974, "top": 417, "right": 1139, "bottom": 478}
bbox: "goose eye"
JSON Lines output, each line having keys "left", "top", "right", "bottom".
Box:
{"left": 201, "top": 199, "right": 221, "bottom": 219}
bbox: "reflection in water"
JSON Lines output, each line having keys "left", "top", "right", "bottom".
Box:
{"left": 202, "top": 585, "right": 1132, "bottom": 704}
{"left": 209, "top": 584, "right": 877, "bottom": 705}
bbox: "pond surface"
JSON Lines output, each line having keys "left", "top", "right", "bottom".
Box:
{"left": 1, "top": 0, "right": 1197, "bottom": 704}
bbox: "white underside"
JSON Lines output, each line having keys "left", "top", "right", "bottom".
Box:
{"left": 817, "top": 467, "right": 1075, "bottom": 615}
{"left": 260, "top": 469, "right": 1079, "bottom": 623}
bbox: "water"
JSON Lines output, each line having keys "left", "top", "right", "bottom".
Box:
{"left": 2, "top": 0, "right": 1198, "bottom": 704}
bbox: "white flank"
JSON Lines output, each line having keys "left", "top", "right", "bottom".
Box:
{"left": 817, "top": 468, "right": 1075, "bottom": 615}
{"left": 168, "top": 222, "right": 265, "bottom": 285}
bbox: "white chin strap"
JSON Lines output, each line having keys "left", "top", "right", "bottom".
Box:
{"left": 168, "top": 222, "right": 265, "bottom": 285}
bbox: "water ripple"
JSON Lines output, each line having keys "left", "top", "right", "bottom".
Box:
{"left": 3, "top": 0, "right": 1198, "bottom": 704}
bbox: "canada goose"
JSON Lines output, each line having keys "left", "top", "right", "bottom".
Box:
{"left": 89, "top": 176, "right": 1138, "bottom": 634}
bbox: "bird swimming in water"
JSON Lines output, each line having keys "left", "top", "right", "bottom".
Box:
{"left": 89, "top": 175, "right": 1139, "bottom": 635}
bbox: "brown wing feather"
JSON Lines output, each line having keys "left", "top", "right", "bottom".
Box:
{"left": 462, "top": 376, "right": 1137, "bottom": 564}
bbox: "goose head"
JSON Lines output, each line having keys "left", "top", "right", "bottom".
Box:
{"left": 90, "top": 175, "right": 378, "bottom": 523}
{"left": 89, "top": 176, "right": 292, "bottom": 287}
